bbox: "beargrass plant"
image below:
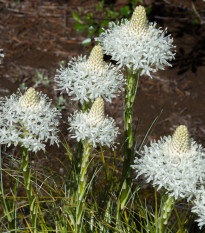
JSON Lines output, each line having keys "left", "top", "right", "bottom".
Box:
{"left": 68, "top": 97, "right": 119, "bottom": 232}
{"left": 1, "top": 4, "right": 205, "bottom": 233}
{"left": 133, "top": 125, "right": 205, "bottom": 232}
{"left": 96, "top": 5, "right": 175, "bottom": 221}
{"left": 0, "top": 88, "right": 61, "bottom": 232}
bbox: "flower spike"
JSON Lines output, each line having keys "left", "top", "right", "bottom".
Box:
{"left": 128, "top": 5, "right": 147, "bottom": 35}
{"left": 87, "top": 45, "right": 105, "bottom": 71}
{"left": 19, "top": 88, "right": 41, "bottom": 111}
{"left": 0, "top": 89, "right": 60, "bottom": 152}
{"left": 169, "top": 125, "right": 190, "bottom": 154}
{"left": 96, "top": 5, "right": 175, "bottom": 77}
{"left": 132, "top": 126, "right": 205, "bottom": 200}
{"left": 87, "top": 97, "right": 105, "bottom": 125}
{"left": 55, "top": 44, "right": 124, "bottom": 104}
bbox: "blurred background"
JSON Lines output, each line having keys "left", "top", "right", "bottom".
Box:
{"left": 0, "top": 0, "right": 205, "bottom": 146}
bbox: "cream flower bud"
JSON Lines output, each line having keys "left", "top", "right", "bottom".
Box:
{"left": 169, "top": 125, "right": 190, "bottom": 154}
{"left": 19, "top": 88, "right": 42, "bottom": 112}
{"left": 128, "top": 5, "right": 148, "bottom": 35}
{"left": 87, "top": 45, "right": 105, "bottom": 71}
{"left": 87, "top": 97, "right": 105, "bottom": 125}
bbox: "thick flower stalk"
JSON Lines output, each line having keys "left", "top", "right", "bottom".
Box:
{"left": 69, "top": 97, "right": 119, "bottom": 231}
{"left": 192, "top": 187, "right": 205, "bottom": 230}
{"left": 21, "top": 147, "right": 38, "bottom": 231}
{"left": 55, "top": 45, "right": 124, "bottom": 106}
{"left": 0, "top": 88, "right": 61, "bottom": 231}
{"left": 133, "top": 125, "right": 205, "bottom": 230}
{"left": 158, "top": 195, "right": 175, "bottom": 233}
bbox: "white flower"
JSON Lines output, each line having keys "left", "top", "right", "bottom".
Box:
{"left": 55, "top": 45, "right": 124, "bottom": 104}
{"left": 132, "top": 125, "right": 205, "bottom": 200}
{"left": 68, "top": 97, "right": 119, "bottom": 148}
{"left": 0, "top": 88, "right": 61, "bottom": 153}
{"left": 192, "top": 186, "right": 205, "bottom": 229}
{"left": 96, "top": 5, "right": 175, "bottom": 77}
{"left": 0, "top": 49, "right": 4, "bottom": 64}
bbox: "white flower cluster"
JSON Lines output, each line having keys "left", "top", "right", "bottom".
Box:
{"left": 55, "top": 45, "right": 124, "bottom": 104}
{"left": 68, "top": 97, "right": 119, "bottom": 148}
{"left": 132, "top": 125, "right": 205, "bottom": 200}
{"left": 0, "top": 49, "right": 4, "bottom": 64}
{"left": 0, "top": 88, "right": 61, "bottom": 153}
{"left": 192, "top": 187, "right": 205, "bottom": 229}
{"left": 96, "top": 5, "right": 175, "bottom": 77}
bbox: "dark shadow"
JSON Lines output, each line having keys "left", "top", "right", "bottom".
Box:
{"left": 149, "top": 1, "right": 205, "bottom": 75}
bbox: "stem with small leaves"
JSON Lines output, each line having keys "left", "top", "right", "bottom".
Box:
{"left": 76, "top": 139, "right": 92, "bottom": 232}
{"left": 158, "top": 194, "right": 175, "bottom": 233}
{"left": 21, "top": 147, "right": 38, "bottom": 233}
{"left": 119, "top": 68, "right": 140, "bottom": 211}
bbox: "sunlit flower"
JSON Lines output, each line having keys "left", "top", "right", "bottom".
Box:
{"left": 192, "top": 186, "right": 205, "bottom": 229}
{"left": 0, "top": 49, "right": 4, "bottom": 64}
{"left": 96, "top": 5, "right": 175, "bottom": 77}
{"left": 0, "top": 88, "right": 61, "bottom": 153}
{"left": 68, "top": 97, "right": 119, "bottom": 148}
{"left": 55, "top": 45, "right": 124, "bottom": 104}
{"left": 132, "top": 125, "right": 205, "bottom": 200}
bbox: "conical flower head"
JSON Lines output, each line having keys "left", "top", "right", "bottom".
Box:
{"left": 87, "top": 45, "right": 105, "bottom": 71}
{"left": 87, "top": 97, "right": 105, "bottom": 125}
{"left": 128, "top": 5, "right": 148, "bottom": 35}
{"left": 19, "top": 88, "right": 41, "bottom": 112}
{"left": 169, "top": 125, "right": 190, "bottom": 154}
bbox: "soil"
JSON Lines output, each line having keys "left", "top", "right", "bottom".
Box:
{"left": 0, "top": 0, "right": 205, "bottom": 149}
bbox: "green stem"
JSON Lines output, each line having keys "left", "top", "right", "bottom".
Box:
{"left": 0, "top": 146, "right": 16, "bottom": 232}
{"left": 82, "top": 100, "right": 92, "bottom": 113}
{"left": 119, "top": 68, "right": 140, "bottom": 211}
{"left": 124, "top": 68, "right": 140, "bottom": 169}
{"left": 21, "top": 147, "right": 38, "bottom": 233}
{"left": 76, "top": 140, "right": 92, "bottom": 232}
{"left": 158, "top": 195, "right": 175, "bottom": 233}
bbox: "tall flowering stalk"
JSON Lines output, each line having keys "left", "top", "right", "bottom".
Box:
{"left": 0, "top": 88, "right": 60, "bottom": 231}
{"left": 133, "top": 125, "right": 205, "bottom": 231}
{"left": 69, "top": 97, "right": 119, "bottom": 231}
{"left": 96, "top": 5, "right": 175, "bottom": 211}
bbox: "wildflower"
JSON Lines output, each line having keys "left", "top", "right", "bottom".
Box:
{"left": 68, "top": 97, "right": 119, "bottom": 148}
{"left": 55, "top": 45, "right": 124, "bottom": 104}
{"left": 192, "top": 186, "right": 205, "bottom": 229}
{"left": 0, "top": 88, "right": 61, "bottom": 153}
{"left": 96, "top": 5, "right": 175, "bottom": 77}
{"left": 132, "top": 125, "right": 205, "bottom": 200}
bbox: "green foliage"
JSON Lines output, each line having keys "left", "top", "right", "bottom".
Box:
{"left": 72, "top": 0, "right": 148, "bottom": 46}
